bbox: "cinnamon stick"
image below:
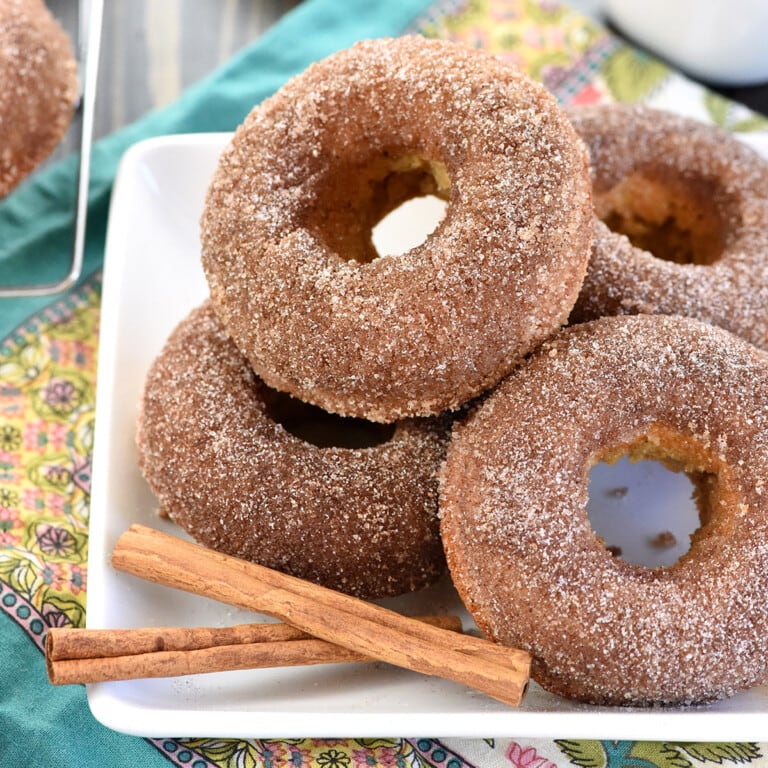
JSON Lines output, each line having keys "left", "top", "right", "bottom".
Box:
{"left": 46, "top": 616, "right": 462, "bottom": 685}
{"left": 111, "top": 525, "right": 531, "bottom": 706}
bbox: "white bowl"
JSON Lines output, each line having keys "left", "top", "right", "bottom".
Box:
{"left": 606, "top": 0, "right": 768, "bottom": 85}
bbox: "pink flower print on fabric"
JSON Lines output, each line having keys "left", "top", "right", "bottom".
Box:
{"left": 41, "top": 377, "right": 83, "bottom": 416}
{"left": 36, "top": 523, "right": 78, "bottom": 557}
{"left": 507, "top": 743, "right": 558, "bottom": 768}
{"left": 0, "top": 506, "right": 22, "bottom": 546}
{"left": 352, "top": 747, "right": 403, "bottom": 768}
{"left": 21, "top": 487, "right": 45, "bottom": 513}
{"left": 68, "top": 564, "right": 86, "bottom": 595}
{"left": 372, "top": 748, "right": 401, "bottom": 768}
{"left": 0, "top": 459, "right": 18, "bottom": 483}
{"left": 261, "top": 742, "right": 289, "bottom": 768}
{"left": 40, "top": 561, "right": 67, "bottom": 590}
{"left": 23, "top": 419, "right": 68, "bottom": 452}
{"left": 286, "top": 745, "right": 314, "bottom": 768}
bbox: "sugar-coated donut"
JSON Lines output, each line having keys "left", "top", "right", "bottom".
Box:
{"left": 0, "top": 0, "right": 78, "bottom": 197}
{"left": 568, "top": 104, "right": 768, "bottom": 349}
{"left": 440, "top": 313, "right": 768, "bottom": 706}
{"left": 137, "top": 302, "right": 450, "bottom": 600}
{"left": 201, "top": 35, "right": 593, "bottom": 423}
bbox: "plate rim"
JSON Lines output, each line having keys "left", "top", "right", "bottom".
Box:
{"left": 85, "top": 131, "right": 768, "bottom": 739}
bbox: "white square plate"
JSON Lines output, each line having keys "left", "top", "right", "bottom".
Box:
{"left": 87, "top": 132, "right": 768, "bottom": 740}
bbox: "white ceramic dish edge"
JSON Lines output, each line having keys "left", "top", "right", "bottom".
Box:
{"left": 86, "top": 132, "right": 768, "bottom": 739}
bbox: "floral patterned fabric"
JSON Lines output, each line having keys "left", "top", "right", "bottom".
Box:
{"left": 2, "top": 0, "right": 768, "bottom": 766}
{"left": 0, "top": 277, "right": 98, "bottom": 653}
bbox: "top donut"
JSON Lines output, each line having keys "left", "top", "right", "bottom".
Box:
{"left": 0, "top": 0, "right": 78, "bottom": 197}
{"left": 201, "top": 35, "right": 593, "bottom": 423}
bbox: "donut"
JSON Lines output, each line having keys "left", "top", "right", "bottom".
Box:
{"left": 200, "top": 35, "right": 593, "bottom": 423}
{"left": 568, "top": 104, "right": 768, "bottom": 350}
{"left": 0, "top": 0, "right": 78, "bottom": 197}
{"left": 440, "top": 313, "right": 768, "bottom": 706}
{"left": 137, "top": 302, "right": 450, "bottom": 600}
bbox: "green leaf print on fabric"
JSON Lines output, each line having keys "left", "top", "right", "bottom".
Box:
{"left": 703, "top": 91, "right": 768, "bottom": 132}
{"left": 0, "top": 552, "right": 43, "bottom": 602}
{"left": 44, "top": 593, "right": 86, "bottom": 628}
{"left": 555, "top": 740, "right": 607, "bottom": 768}
{"left": 629, "top": 743, "right": 692, "bottom": 768}
{"left": 0, "top": 337, "right": 51, "bottom": 389}
{"left": 26, "top": 452, "right": 79, "bottom": 494}
{"left": 675, "top": 744, "right": 763, "bottom": 765}
{"left": 180, "top": 738, "right": 263, "bottom": 768}
{"left": 556, "top": 742, "right": 764, "bottom": 768}
{"left": 705, "top": 90, "right": 733, "bottom": 128}
{"left": 601, "top": 46, "right": 669, "bottom": 102}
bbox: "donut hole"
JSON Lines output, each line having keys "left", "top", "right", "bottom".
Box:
{"left": 372, "top": 195, "right": 448, "bottom": 257}
{"left": 303, "top": 151, "right": 450, "bottom": 263}
{"left": 260, "top": 386, "right": 396, "bottom": 449}
{"left": 587, "top": 429, "right": 731, "bottom": 568}
{"left": 587, "top": 456, "right": 701, "bottom": 567}
{"left": 595, "top": 169, "right": 730, "bottom": 265}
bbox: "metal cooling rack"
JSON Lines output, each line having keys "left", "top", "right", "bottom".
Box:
{"left": 0, "top": 0, "right": 104, "bottom": 298}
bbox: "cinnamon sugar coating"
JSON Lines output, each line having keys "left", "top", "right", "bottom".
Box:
{"left": 201, "top": 35, "right": 593, "bottom": 423}
{"left": 137, "top": 302, "right": 450, "bottom": 600}
{"left": 569, "top": 104, "right": 768, "bottom": 349}
{"left": 440, "top": 314, "right": 768, "bottom": 706}
{"left": 0, "top": 0, "right": 78, "bottom": 197}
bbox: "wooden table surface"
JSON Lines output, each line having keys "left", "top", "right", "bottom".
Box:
{"left": 50, "top": 0, "right": 298, "bottom": 142}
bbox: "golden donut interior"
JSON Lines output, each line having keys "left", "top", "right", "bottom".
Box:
{"left": 302, "top": 150, "right": 450, "bottom": 263}
{"left": 594, "top": 167, "right": 730, "bottom": 265}
{"left": 260, "top": 385, "right": 396, "bottom": 448}
{"left": 589, "top": 423, "right": 738, "bottom": 567}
